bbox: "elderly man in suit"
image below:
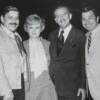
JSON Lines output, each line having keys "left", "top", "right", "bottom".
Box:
{"left": 81, "top": 5, "right": 100, "bottom": 100}
{"left": 0, "top": 6, "right": 29, "bottom": 100}
{"left": 49, "top": 5, "right": 86, "bottom": 100}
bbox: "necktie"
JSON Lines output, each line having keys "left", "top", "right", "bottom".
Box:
{"left": 59, "top": 30, "right": 64, "bottom": 42}
{"left": 57, "top": 30, "right": 64, "bottom": 56}
{"left": 87, "top": 32, "right": 92, "bottom": 53}
{"left": 15, "top": 35, "right": 26, "bottom": 56}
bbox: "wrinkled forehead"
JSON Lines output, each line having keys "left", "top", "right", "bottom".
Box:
{"left": 54, "top": 7, "right": 69, "bottom": 16}
{"left": 82, "top": 10, "right": 96, "bottom": 18}
{"left": 5, "top": 11, "right": 19, "bottom": 16}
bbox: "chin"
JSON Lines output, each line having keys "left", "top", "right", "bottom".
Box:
{"left": 31, "top": 35, "right": 38, "bottom": 38}
{"left": 10, "top": 27, "right": 17, "bottom": 31}
{"left": 10, "top": 29, "right": 16, "bottom": 32}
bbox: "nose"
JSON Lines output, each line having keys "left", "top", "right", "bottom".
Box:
{"left": 12, "top": 18, "right": 19, "bottom": 23}
{"left": 83, "top": 19, "right": 89, "bottom": 25}
{"left": 59, "top": 17, "right": 64, "bottom": 22}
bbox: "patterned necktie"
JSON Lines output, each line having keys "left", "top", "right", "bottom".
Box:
{"left": 15, "top": 35, "right": 26, "bottom": 56}
{"left": 57, "top": 30, "right": 64, "bottom": 56}
{"left": 59, "top": 30, "right": 64, "bottom": 42}
{"left": 87, "top": 32, "right": 92, "bottom": 53}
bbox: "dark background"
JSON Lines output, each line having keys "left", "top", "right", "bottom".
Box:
{"left": 0, "top": 0, "right": 100, "bottom": 40}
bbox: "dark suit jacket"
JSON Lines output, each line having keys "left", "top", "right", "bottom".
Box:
{"left": 0, "top": 96, "right": 3, "bottom": 100}
{"left": 49, "top": 26, "right": 86, "bottom": 97}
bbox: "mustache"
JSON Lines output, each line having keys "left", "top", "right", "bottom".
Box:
{"left": 9, "top": 23, "right": 18, "bottom": 25}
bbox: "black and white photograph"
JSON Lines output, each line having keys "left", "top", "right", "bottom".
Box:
{"left": 0, "top": 0, "right": 100, "bottom": 100}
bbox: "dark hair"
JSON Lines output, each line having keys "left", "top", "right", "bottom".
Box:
{"left": 81, "top": 5, "right": 98, "bottom": 18}
{"left": 1, "top": 5, "right": 19, "bottom": 16}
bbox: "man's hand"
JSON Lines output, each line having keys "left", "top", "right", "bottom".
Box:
{"left": 77, "top": 88, "right": 86, "bottom": 100}
{"left": 4, "top": 91, "right": 14, "bottom": 100}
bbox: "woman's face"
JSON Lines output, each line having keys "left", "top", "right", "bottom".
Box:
{"left": 27, "top": 22, "right": 42, "bottom": 38}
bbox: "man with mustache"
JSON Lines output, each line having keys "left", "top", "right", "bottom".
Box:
{"left": 0, "top": 6, "right": 29, "bottom": 100}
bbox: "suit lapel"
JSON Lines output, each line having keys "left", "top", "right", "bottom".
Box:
{"left": 25, "top": 40, "right": 29, "bottom": 55}
{"left": 24, "top": 40, "right": 31, "bottom": 82}
{"left": 64, "top": 26, "right": 74, "bottom": 46}
{"left": 58, "top": 26, "right": 75, "bottom": 56}
{"left": 24, "top": 40, "right": 30, "bottom": 63}
{"left": 51, "top": 29, "right": 59, "bottom": 57}
{"left": 85, "top": 33, "right": 90, "bottom": 58}
{"left": 51, "top": 26, "right": 75, "bottom": 57}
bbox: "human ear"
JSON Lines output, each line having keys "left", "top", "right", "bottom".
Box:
{"left": 69, "top": 13, "right": 72, "bottom": 20}
{"left": 97, "top": 16, "right": 99, "bottom": 22}
{"left": 0, "top": 16, "right": 4, "bottom": 24}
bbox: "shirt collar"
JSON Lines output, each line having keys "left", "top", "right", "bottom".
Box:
{"left": 59, "top": 24, "right": 72, "bottom": 36}
{"left": 1, "top": 24, "right": 17, "bottom": 39}
{"left": 1, "top": 24, "right": 21, "bottom": 40}
{"left": 59, "top": 24, "right": 72, "bottom": 42}
{"left": 91, "top": 24, "right": 100, "bottom": 37}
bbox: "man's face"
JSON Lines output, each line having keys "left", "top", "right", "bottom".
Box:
{"left": 82, "top": 10, "right": 99, "bottom": 31}
{"left": 1, "top": 11, "right": 19, "bottom": 32}
{"left": 54, "top": 7, "right": 72, "bottom": 29}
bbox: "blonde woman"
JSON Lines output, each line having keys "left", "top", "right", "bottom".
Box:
{"left": 23, "top": 14, "right": 58, "bottom": 100}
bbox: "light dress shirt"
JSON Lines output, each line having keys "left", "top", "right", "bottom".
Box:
{"left": 29, "top": 38, "right": 48, "bottom": 79}
{"left": 58, "top": 24, "right": 72, "bottom": 42}
{"left": 85, "top": 24, "right": 100, "bottom": 100}
{"left": 0, "top": 25, "right": 27, "bottom": 96}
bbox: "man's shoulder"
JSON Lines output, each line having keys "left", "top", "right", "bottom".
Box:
{"left": 70, "top": 26, "right": 86, "bottom": 43}
{"left": 72, "top": 26, "right": 85, "bottom": 37}
{"left": 72, "top": 26, "right": 84, "bottom": 34}
{"left": 0, "top": 26, "right": 4, "bottom": 36}
{"left": 51, "top": 28, "right": 59, "bottom": 33}
{"left": 48, "top": 28, "right": 59, "bottom": 42}
{"left": 0, "top": 27, "right": 8, "bottom": 42}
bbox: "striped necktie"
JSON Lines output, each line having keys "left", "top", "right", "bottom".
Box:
{"left": 15, "top": 35, "right": 26, "bottom": 56}
{"left": 87, "top": 32, "right": 92, "bottom": 53}
{"left": 57, "top": 30, "right": 64, "bottom": 56}
{"left": 59, "top": 30, "right": 64, "bottom": 42}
